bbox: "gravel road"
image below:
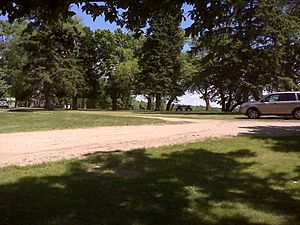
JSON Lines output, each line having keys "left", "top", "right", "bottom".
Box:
{"left": 0, "top": 117, "right": 299, "bottom": 167}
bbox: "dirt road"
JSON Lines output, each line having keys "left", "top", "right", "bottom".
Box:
{"left": 0, "top": 117, "right": 299, "bottom": 167}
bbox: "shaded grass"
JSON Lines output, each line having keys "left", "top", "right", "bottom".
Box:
{"left": 0, "top": 110, "right": 166, "bottom": 133}
{"left": 0, "top": 136, "right": 299, "bottom": 225}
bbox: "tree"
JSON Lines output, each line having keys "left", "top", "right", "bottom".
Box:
{"left": 113, "top": 59, "right": 139, "bottom": 109}
{"left": 190, "top": 0, "right": 300, "bottom": 111}
{"left": 94, "top": 29, "right": 139, "bottom": 110}
{"left": 188, "top": 51, "right": 213, "bottom": 111}
{"left": 137, "top": 11, "right": 184, "bottom": 111}
{"left": 165, "top": 53, "right": 196, "bottom": 111}
{"left": 0, "top": 20, "right": 30, "bottom": 102}
{"left": 19, "top": 19, "right": 85, "bottom": 109}
{"left": 0, "top": 73, "right": 10, "bottom": 97}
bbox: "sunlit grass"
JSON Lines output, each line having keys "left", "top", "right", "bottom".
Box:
{"left": 0, "top": 110, "right": 167, "bottom": 133}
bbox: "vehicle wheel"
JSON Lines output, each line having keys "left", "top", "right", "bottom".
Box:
{"left": 293, "top": 108, "right": 300, "bottom": 120}
{"left": 247, "top": 108, "right": 260, "bottom": 119}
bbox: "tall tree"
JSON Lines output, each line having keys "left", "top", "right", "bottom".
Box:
{"left": 94, "top": 29, "right": 138, "bottom": 110}
{"left": 20, "top": 19, "right": 85, "bottom": 109}
{"left": 165, "top": 53, "right": 196, "bottom": 111}
{"left": 137, "top": 11, "right": 184, "bottom": 111}
{"left": 0, "top": 20, "right": 30, "bottom": 102}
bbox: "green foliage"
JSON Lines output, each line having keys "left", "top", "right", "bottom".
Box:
{"left": 3, "top": 0, "right": 287, "bottom": 36}
{"left": 190, "top": 0, "right": 300, "bottom": 111}
{"left": 137, "top": 11, "right": 185, "bottom": 110}
{"left": 1, "top": 0, "right": 299, "bottom": 111}
{"left": 0, "top": 19, "right": 142, "bottom": 110}
{"left": 94, "top": 29, "right": 140, "bottom": 110}
{"left": 0, "top": 20, "right": 29, "bottom": 99}
{"left": 17, "top": 19, "right": 87, "bottom": 108}
{"left": 0, "top": 72, "right": 10, "bottom": 97}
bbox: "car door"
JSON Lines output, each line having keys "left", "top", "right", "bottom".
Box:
{"left": 259, "top": 94, "right": 280, "bottom": 114}
{"left": 277, "top": 93, "right": 297, "bottom": 114}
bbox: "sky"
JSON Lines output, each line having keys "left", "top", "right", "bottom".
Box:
{"left": 0, "top": 5, "right": 219, "bottom": 107}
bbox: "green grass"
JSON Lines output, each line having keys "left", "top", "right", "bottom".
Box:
{"left": 0, "top": 110, "right": 166, "bottom": 133}
{"left": 0, "top": 109, "right": 294, "bottom": 133}
{"left": 0, "top": 136, "right": 299, "bottom": 225}
{"left": 135, "top": 110, "right": 296, "bottom": 121}
{"left": 136, "top": 111, "right": 244, "bottom": 120}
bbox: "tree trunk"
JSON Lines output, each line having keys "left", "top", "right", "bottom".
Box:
{"left": 166, "top": 96, "right": 175, "bottom": 111}
{"left": 44, "top": 89, "right": 54, "bottom": 110}
{"left": 112, "top": 92, "right": 117, "bottom": 111}
{"left": 155, "top": 93, "right": 162, "bottom": 111}
{"left": 146, "top": 96, "right": 152, "bottom": 110}
{"left": 252, "top": 90, "right": 261, "bottom": 101}
{"left": 72, "top": 96, "right": 78, "bottom": 110}
{"left": 220, "top": 91, "right": 226, "bottom": 112}
{"left": 204, "top": 98, "right": 211, "bottom": 111}
{"left": 83, "top": 98, "right": 87, "bottom": 109}
{"left": 203, "top": 93, "right": 211, "bottom": 111}
{"left": 224, "top": 91, "right": 233, "bottom": 111}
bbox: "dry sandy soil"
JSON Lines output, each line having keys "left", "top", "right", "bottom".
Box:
{"left": 0, "top": 116, "right": 299, "bottom": 167}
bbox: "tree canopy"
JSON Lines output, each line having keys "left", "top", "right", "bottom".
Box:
{"left": 1, "top": 0, "right": 299, "bottom": 111}
{"left": 189, "top": 0, "right": 300, "bottom": 111}
{"left": 2, "top": 0, "right": 298, "bottom": 36}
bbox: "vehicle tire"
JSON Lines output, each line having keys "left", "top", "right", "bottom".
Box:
{"left": 247, "top": 108, "right": 260, "bottom": 119}
{"left": 292, "top": 108, "right": 300, "bottom": 120}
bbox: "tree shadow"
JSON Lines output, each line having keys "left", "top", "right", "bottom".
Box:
{"left": 238, "top": 125, "right": 300, "bottom": 137}
{"left": 136, "top": 111, "right": 237, "bottom": 115}
{"left": 235, "top": 116, "right": 294, "bottom": 120}
{"left": 238, "top": 126, "right": 300, "bottom": 154}
{"left": 8, "top": 108, "right": 44, "bottom": 113}
{"left": 0, "top": 145, "right": 299, "bottom": 225}
{"left": 267, "top": 136, "right": 300, "bottom": 153}
{"left": 294, "top": 166, "right": 300, "bottom": 180}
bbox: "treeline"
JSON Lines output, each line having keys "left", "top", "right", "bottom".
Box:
{"left": 0, "top": 19, "right": 141, "bottom": 110}
{"left": 0, "top": 0, "right": 299, "bottom": 111}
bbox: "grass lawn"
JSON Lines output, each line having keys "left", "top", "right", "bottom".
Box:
{"left": 136, "top": 111, "right": 244, "bottom": 120}
{"left": 134, "top": 111, "right": 295, "bottom": 121}
{"left": 0, "top": 136, "right": 299, "bottom": 225}
{"left": 0, "top": 110, "right": 167, "bottom": 133}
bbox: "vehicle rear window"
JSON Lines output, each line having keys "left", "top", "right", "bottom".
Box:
{"left": 298, "top": 93, "right": 300, "bottom": 101}
{"left": 278, "top": 93, "right": 296, "bottom": 101}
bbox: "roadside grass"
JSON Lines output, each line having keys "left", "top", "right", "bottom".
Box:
{"left": 0, "top": 110, "right": 167, "bottom": 133}
{"left": 134, "top": 110, "right": 296, "bottom": 121}
{"left": 0, "top": 136, "right": 299, "bottom": 225}
{"left": 135, "top": 111, "right": 244, "bottom": 120}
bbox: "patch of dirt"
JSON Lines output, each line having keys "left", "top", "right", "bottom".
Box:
{"left": 0, "top": 117, "right": 299, "bottom": 167}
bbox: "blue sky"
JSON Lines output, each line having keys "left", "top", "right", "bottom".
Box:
{"left": 71, "top": 4, "right": 193, "bottom": 31}
{"left": 71, "top": 5, "right": 126, "bottom": 32}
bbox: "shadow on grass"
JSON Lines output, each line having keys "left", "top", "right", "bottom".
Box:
{"left": 0, "top": 142, "right": 299, "bottom": 225}
{"left": 239, "top": 125, "right": 300, "bottom": 137}
{"left": 8, "top": 108, "right": 45, "bottom": 113}
{"left": 135, "top": 111, "right": 237, "bottom": 115}
{"left": 235, "top": 116, "right": 295, "bottom": 120}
